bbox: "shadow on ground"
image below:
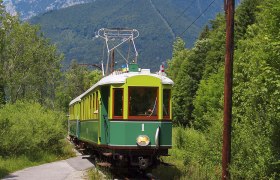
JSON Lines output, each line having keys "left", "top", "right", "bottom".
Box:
{"left": 151, "top": 163, "right": 182, "bottom": 179}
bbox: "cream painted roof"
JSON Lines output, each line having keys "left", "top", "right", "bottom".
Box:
{"left": 69, "top": 70, "right": 174, "bottom": 106}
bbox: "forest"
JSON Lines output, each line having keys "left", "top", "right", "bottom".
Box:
{"left": 0, "top": 0, "right": 101, "bottom": 176}
{"left": 0, "top": 0, "right": 280, "bottom": 179}
{"left": 166, "top": 0, "right": 280, "bottom": 178}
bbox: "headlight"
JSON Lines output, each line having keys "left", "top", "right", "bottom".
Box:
{"left": 136, "top": 135, "right": 150, "bottom": 146}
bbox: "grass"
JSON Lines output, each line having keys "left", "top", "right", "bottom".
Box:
{"left": 151, "top": 127, "right": 189, "bottom": 179}
{"left": 151, "top": 127, "right": 221, "bottom": 180}
{"left": 0, "top": 139, "right": 75, "bottom": 179}
{"left": 86, "top": 168, "right": 104, "bottom": 180}
{"left": 151, "top": 148, "right": 185, "bottom": 179}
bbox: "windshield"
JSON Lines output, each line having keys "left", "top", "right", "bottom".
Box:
{"left": 129, "top": 87, "right": 158, "bottom": 118}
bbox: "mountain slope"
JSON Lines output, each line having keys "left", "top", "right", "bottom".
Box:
{"left": 4, "top": 0, "right": 93, "bottom": 20}
{"left": 30, "top": 0, "right": 224, "bottom": 70}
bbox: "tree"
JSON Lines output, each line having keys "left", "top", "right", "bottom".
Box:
{"left": 230, "top": 0, "right": 280, "bottom": 177}
{"left": 172, "top": 38, "right": 211, "bottom": 126}
{"left": 198, "top": 25, "right": 210, "bottom": 40}
{"left": 235, "top": 0, "right": 261, "bottom": 40}
{"left": 0, "top": 0, "right": 7, "bottom": 105}
{"left": 0, "top": 1, "right": 64, "bottom": 107}
{"left": 2, "top": 20, "right": 63, "bottom": 107}
{"left": 202, "top": 14, "right": 226, "bottom": 79}
{"left": 55, "top": 60, "right": 102, "bottom": 112}
{"left": 193, "top": 68, "right": 224, "bottom": 131}
{"left": 172, "top": 56, "right": 193, "bottom": 125}
{"left": 168, "top": 0, "right": 280, "bottom": 178}
{"left": 166, "top": 37, "right": 187, "bottom": 81}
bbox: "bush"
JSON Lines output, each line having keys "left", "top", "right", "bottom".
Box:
{"left": 182, "top": 128, "right": 209, "bottom": 166}
{"left": 168, "top": 127, "right": 221, "bottom": 179}
{"left": 192, "top": 69, "right": 224, "bottom": 131}
{"left": 0, "top": 101, "right": 67, "bottom": 156}
{"left": 174, "top": 126, "right": 185, "bottom": 149}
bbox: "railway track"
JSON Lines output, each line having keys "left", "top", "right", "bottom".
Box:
{"left": 98, "top": 166, "right": 159, "bottom": 180}
{"left": 92, "top": 155, "right": 160, "bottom": 179}
{"left": 73, "top": 142, "right": 161, "bottom": 179}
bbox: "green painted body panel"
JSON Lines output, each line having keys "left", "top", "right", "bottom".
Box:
{"left": 100, "top": 86, "right": 110, "bottom": 145}
{"left": 69, "top": 120, "right": 79, "bottom": 138}
{"left": 128, "top": 63, "right": 139, "bottom": 72}
{"left": 109, "top": 121, "right": 172, "bottom": 146}
{"left": 79, "top": 120, "right": 99, "bottom": 143}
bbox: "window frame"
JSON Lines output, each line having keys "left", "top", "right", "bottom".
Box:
{"left": 112, "top": 88, "right": 124, "bottom": 119}
{"left": 163, "top": 89, "right": 171, "bottom": 120}
{"left": 128, "top": 86, "right": 159, "bottom": 120}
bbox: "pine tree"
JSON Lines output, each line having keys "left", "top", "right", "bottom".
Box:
{"left": 166, "top": 37, "right": 187, "bottom": 81}
{"left": 235, "top": 0, "right": 261, "bottom": 40}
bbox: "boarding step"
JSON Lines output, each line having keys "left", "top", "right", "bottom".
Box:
{"left": 97, "top": 162, "right": 112, "bottom": 167}
{"left": 102, "top": 152, "right": 113, "bottom": 157}
{"left": 77, "top": 148, "right": 85, "bottom": 151}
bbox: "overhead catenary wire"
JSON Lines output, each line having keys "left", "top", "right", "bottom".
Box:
{"left": 137, "top": 0, "right": 219, "bottom": 68}
{"left": 138, "top": 0, "right": 218, "bottom": 63}
{"left": 169, "top": 0, "right": 196, "bottom": 27}
{"left": 179, "top": 0, "right": 217, "bottom": 37}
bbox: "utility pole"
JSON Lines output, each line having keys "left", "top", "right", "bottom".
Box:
{"left": 222, "top": 0, "right": 235, "bottom": 179}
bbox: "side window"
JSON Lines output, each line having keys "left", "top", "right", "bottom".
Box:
{"left": 163, "top": 89, "right": 171, "bottom": 119}
{"left": 94, "top": 92, "right": 99, "bottom": 119}
{"left": 95, "top": 92, "right": 98, "bottom": 111}
{"left": 113, "top": 88, "right": 123, "bottom": 118}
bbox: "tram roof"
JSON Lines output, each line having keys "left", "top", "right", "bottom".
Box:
{"left": 69, "top": 70, "right": 174, "bottom": 106}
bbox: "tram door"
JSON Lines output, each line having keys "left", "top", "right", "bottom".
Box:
{"left": 100, "top": 86, "right": 110, "bottom": 145}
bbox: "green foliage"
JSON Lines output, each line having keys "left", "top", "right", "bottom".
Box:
{"left": 230, "top": 0, "right": 280, "bottom": 178}
{"left": 169, "top": 14, "right": 226, "bottom": 127}
{"left": 198, "top": 25, "right": 210, "bottom": 40}
{"left": 0, "top": 2, "right": 77, "bottom": 178}
{"left": 158, "top": 127, "right": 221, "bottom": 179}
{"left": 0, "top": 101, "right": 68, "bottom": 156}
{"left": 172, "top": 58, "right": 195, "bottom": 126}
{"left": 181, "top": 128, "right": 209, "bottom": 165}
{"left": 171, "top": 37, "right": 211, "bottom": 126}
{"left": 85, "top": 69, "right": 103, "bottom": 89}
{"left": 235, "top": 0, "right": 261, "bottom": 40}
{"left": 0, "top": 85, "right": 5, "bottom": 106}
{"left": 0, "top": 11, "right": 63, "bottom": 107}
{"left": 181, "top": 122, "right": 222, "bottom": 178}
{"left": 174, "top": 125, "right": 184, "bottom": 149}
{"left": 193, "top": 68, "right": 224, "bottom": 130}
{"left": 5, "top": 22, "right": 62, "bottom": 105}
{"left": 55, "top": 60, "right": 102, "bottom": 112}
{"left": 0, "top": 0, "right": 8, "bottom": 106}
{"left": 202, "top": 14, "right": 225, "bottom": 79}
{"left": 166, "top": 37, "right": 186, "bottom": 81}
{"left": 0, "top": 143, "right": 74, "bottom": 179}
{"left": 168, "top": 0, "right": 280, "bottom": 178}
{"left": 87, "top": 169, "right": 104, "bottom": 180}
{"left": 0, "top": 153, "right": 53, "bottom": 178}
